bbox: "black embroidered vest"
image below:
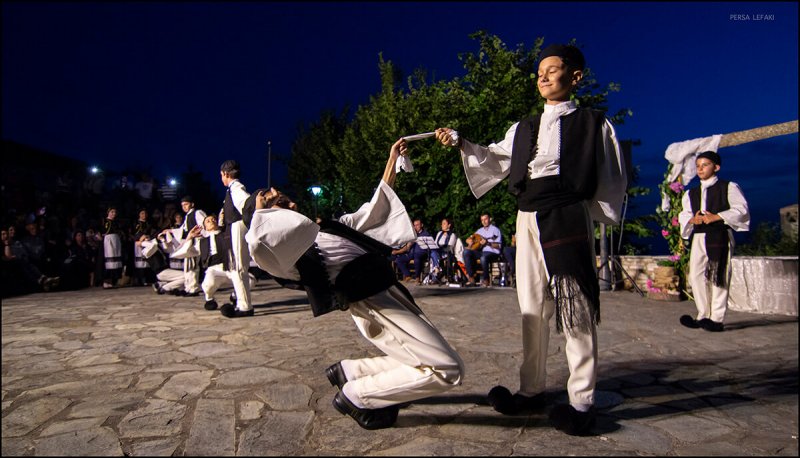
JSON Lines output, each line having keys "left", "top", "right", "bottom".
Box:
{"left": 200, "top": 233, "right": 229, "bottom": 270}
{"left": 509, "top": 109, "right": 605, "bottom": 212}
{"left": 223, "top": 187, "right": 243, "bottom": 226}
{"left": 689, "top": 180, "right": 730, "bottom": 235}
{"left": 182, "top": 209, "right": 197, "bottom": 239}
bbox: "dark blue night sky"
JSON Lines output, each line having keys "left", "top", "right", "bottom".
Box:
{"left": 3, "top": 2, "right": 798, "bottom": 252}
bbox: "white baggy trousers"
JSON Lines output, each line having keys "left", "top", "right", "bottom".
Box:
{"left": 688, "top": 232, "right": 734, "bottom": 323}
{"left": 202, "top": 264, "right": 255, "bottom": 306}
{"left": 340, "top": 285, "right": 465, "bottom": 409}
{"left": 515, "top": 209, "right": 597, "bottom": 410}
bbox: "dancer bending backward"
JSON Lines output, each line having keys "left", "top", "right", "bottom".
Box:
{"left": 245, "top": 138, "right": 464, "bottom": 430}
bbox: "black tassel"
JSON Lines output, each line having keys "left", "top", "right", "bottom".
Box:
{"left": 706, "top": 260, "right": 727, "bottom": 288}
{"left": 549, "top": 275, "right": 600, "bottom": 334}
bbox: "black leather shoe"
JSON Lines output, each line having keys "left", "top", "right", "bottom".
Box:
{"left": 701, "top": 319, "right": 724, "bottom": 332}
{"left": 488, "top": 385, "right": 547, "bottom": 415}
{"left": 697, "top": 318, "right": 713, "bottom": 329}
{"left": 326, "top": 362, "right": 348, "bottom": 389}
{"left": 185, "top": 291, "right": 201, "bottom": 297}
{"left": 229, "top": 292, "right": 237, "bottom": 305}
{"left": 332, "top": 391, "right": 398, "bottom": 430}
{"left": 220, "top": 303, "right": 254, "bottom": 318}
{"left": 204, "top": 300, "right": 218, "bottom": 311}
{"left": 548, "top": 404, "right": 596, "bottom": 436}
{"left": 679, "top": 315, "right": 700, "bottom": 329}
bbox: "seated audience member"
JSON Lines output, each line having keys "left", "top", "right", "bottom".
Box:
{"left": 462, "top": 214, "right": 502, "bottom": 287}
{"left": 391, "top": 218, "right": 433, "bottom": 283}
{"left": 428, "top": 217, "right": 462, "bottom": 284}
{"left": 3, "top": 226, "right": 60, "bottom": 292}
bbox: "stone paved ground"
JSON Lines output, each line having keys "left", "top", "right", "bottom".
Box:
{"left": 2, "top": 280, "right": 797, "bottom": 456}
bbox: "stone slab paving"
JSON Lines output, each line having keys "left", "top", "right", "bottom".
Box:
{"left": 2, "top": 281, "right": 797, "bottom": 456}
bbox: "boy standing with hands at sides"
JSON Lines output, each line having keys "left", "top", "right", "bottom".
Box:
{"left": 218, "top": 160, "right": 253, "bottom": 318}
{"left": 678, "top": 151, "right": 749, "bottom": 333}
{"left": 435, "top": 44, "right": 626, "bottom": 436}
{"left": 178, "top": 196, "right": 207, "bottom": 296}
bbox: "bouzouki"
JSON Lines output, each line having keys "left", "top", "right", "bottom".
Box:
{"left": 466, "top": 233, "right": 484, "bottom": 251}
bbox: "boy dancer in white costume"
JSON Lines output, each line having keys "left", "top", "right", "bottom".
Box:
{"left": 678, "top": 151, "right": 749, "bottom": 333}
{"left": 218, "top": 160, "right": 253, "bottom": 318}
{"left": 245, "top": 138, "right": 464, "bottom": 430}
{"left": 178, "top": 195, "right": 206, "bottom": 296}
{"left": 173, "top": 213, "right": 256, "bottom": 311}
{"left": 435, "top": 44, "right": 626, "bottom": 435}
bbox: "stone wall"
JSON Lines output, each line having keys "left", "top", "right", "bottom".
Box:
{"left": 597, "top": 255, "right": 799, "bottom": 316}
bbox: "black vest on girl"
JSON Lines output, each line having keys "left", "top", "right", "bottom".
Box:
{"left": 436, "top": 231, "right": 454, "bottom": 251}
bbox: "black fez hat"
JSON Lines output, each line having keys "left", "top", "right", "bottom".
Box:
{"left": 180, "top": 195, "right": 194, "bottom": 204}
{"left": 539, "top": 44, "right": 586, "bottom": 71}
{"left": 696, "top": 151, "right": 722, "bottom": 166}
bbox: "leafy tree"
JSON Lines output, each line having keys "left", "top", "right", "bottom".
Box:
{"left": 286, "top": 109, "right": 349, "bottom": 216}
{"left": 287, "top": 31, "right": 630, "bottom": 241}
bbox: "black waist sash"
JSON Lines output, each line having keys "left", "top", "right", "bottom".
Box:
{"left": 529, "top": 177, "right": 599, "bottom": 333}
{"left": 275, "top": 220, "right": 413, "bottom": 317}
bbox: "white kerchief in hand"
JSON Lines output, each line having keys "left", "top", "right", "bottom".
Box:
{"left": 402, "top": 132, "right": 435, "bottom": 142}
{"left": 396, "top": 131, "right": 436, "bottom": 173}
{"left": 396, "top": 155, "right": 414, "bottom": 173}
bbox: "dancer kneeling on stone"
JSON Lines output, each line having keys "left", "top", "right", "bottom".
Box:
{"left": 245, "top": 138, "right": 465, "bottom": 430}
{"left": 173, "top": 214, "right": 255, "bottom": 311}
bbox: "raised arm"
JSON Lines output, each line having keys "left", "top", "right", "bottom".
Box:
{"left": 381, "top": 138, "right": 408, "bottom": 188}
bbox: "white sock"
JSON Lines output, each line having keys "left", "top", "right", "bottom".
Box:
{"left": 571, "top": 403, "right": 592, "bottom": 412}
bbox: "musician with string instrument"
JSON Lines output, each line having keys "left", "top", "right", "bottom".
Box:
{"left": 462, "top": 214, "right": 502, "bottom": 287}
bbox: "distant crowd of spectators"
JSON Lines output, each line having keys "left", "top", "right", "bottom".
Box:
{"left": 2, "top": 169, "right": 196, "bottom": 297}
